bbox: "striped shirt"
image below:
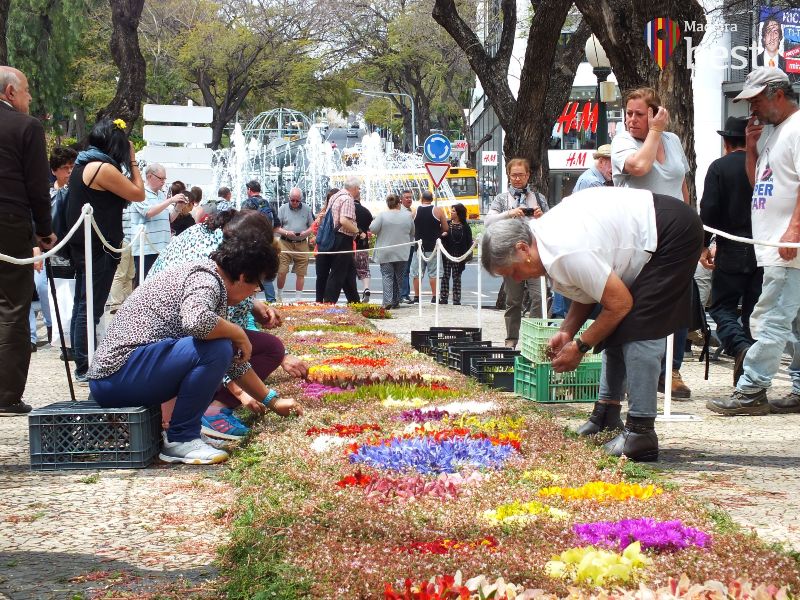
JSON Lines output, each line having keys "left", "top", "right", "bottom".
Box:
{"left": 129, "top": 188, "right": 172, "bottom": 256}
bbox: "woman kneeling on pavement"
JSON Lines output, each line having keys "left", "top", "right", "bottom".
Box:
{"left": 88, "top": 213, "right": 304, "bottom": 465}
{"left": 482, "top": 187, "right": 702, "bottom": 462}
{"left": 147, "top": 209, "right": 307, "bottom": 441}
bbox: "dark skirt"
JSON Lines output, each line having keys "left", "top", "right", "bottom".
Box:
{"left": 599, "top": 194, "right": 703, "bottom": 350}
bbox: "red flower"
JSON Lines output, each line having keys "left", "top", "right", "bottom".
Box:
{"left": 336, "top": 469, "right": 373, "bottom": 488}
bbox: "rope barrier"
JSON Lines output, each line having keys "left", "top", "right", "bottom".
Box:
{"left": 278, "top": 239, "right": 419, "bottom": 256}
{"left": 703, "top": 224, "right": 800, "bottom": 248}
{"left": 0, "top": 209, "right": 88, "bottom": 265}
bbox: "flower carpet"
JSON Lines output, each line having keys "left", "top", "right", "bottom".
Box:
{"left": 219, "top": 304, "right": 800, "bottom": 598}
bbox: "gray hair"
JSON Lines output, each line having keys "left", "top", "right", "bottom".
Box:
{"left": 144, "top": 162, "right": 165, "bottom": 177}
{"left": 0, "top": 67, "right": 21, "bottom": 95}
{"left": 764, "top": 81, "right": 799, "bottom": 104}
{"left": 344, "top": 176, "right": 361, "bottom": 191}
{"left": 480, "top": 218, "right": 533, "bottom": 275}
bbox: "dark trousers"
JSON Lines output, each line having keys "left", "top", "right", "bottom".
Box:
{"left": 90, "top": 337, "right": 232, "bottom": 442}
{"left": 709, "top": 267, "right": 763, "bottom": 356}
{"left": 214, "top": 330, "right": 285, "bottom": 409}
{"left": 440, "top": 259, "right": 463, "bottom": 303}
{"left": 71, "top": 252, "right": 119, "bottom": 376}
{"left": 323, "top": 233, "right": 360, "bottom": 303}
{"left": 133, "top": 253, "right": 158, "bottom": 288}
{"left": 315, "top": 253, "right": 331, "bottom": 302}
{"left": 0, "top": 214, "right": 34, "bottom": 407}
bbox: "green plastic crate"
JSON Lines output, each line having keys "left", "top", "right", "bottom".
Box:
{"left": 514, "top": 355, "right": 600, "bottom": 403}
{"left": 519, "top": 318, "right": 601, "bottom": 364}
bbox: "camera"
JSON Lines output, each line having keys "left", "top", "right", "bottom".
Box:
{"left": 521, "top": 207, "right": 536, "bottom": 217}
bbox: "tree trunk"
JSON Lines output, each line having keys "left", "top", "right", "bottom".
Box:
{"left": 574, "top": 0, "right": 706, "bottom": 203}
{"left": 0, "top": 0, "right": 8, "bottom": 64}
{"left": 97, "top": 0, "right": 147, "bottom": 130}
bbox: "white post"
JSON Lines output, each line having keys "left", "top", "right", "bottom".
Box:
{"left": 540, "top": 276, "right": 547, "bottom": 319}
{"left": 417, "top": 240, "right": 423, "bottom": 319}
{"left": 83, "top": 205, "right": 95, "bottom": 364}
{"left": 477, "top": 237, "right": 482, "bottom": 329}
{"left": 434, "top": 241, "right": 441, "bottom": 327}
{"left": 663, "top": 333, "right": 674, "bottom": 418}
{"left": 138, "top": 226, "right": 146, "bottom": 287}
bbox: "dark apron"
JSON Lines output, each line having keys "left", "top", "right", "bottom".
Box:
{"left": 598, "top": 194, "right": 704, "bottom": 350}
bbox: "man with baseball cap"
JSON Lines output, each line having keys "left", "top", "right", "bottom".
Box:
{"left": 574, "top": 144, "right": 613, "bottom": 192}
{"left": 709, "top": 67, "right": 800, "bottom": 416}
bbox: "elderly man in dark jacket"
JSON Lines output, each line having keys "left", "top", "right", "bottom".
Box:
{"left": 0, "top": 66, "right": 57, "bottom": 416}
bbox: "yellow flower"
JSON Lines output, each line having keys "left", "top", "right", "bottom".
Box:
{"left": 113, "top": 118, "right": 127, "bottom": 130}
{"left": 538, "top": 481, "right": 663, "bottom": 502}
{"left": 545, "top": 542, "right": 650, "bottom": 585}
{"left": 381, "top": 396, "right": 428, "bottom": 408}
{"left": 483, "top": 500, "right": 569, "bottom": 525}
{"left": 521, "top": 469, "right": 562, "bottom": 484}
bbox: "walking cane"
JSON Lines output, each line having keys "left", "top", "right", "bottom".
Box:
{"left": 44, "top": 257, "right": 76, "bottom": 402}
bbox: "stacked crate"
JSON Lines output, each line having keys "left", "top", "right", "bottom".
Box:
{"left": 514, "top": 318, "right": 601, "bottom": 403}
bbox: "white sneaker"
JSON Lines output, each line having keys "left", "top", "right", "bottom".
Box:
{"left": 276, "top": 289, "right": 283, "bottom": 303}
{"left": 159, "top": 436, "right": 229, "bottom": 465}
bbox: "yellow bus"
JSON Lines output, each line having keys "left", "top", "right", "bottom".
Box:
{"left": 328, "top": 167, "right": 480, "bottom": 220}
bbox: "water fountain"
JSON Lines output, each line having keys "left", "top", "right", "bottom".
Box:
{"left": 210, "top": 108, "right": 458, "bottom": 215}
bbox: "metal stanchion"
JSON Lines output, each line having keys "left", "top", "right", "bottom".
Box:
{"left": 477, "top": 237, "right": 482, "bottom": 329}
{"left": 417, "top": 240, "right": 423, "bottom": 319}
{"left": 540, "top": 276, "right": 547, "bottom": 319}
{"left": 83, "top": 205, "right": 95, "bottom": 364}
{"left": 657, "top": 333, "right": 701, "bottom": 422}
{"left": 434, "top": 242, "right": 441, "bottom": 326}
{"left": 138, "top": 225, "right": 145, "bottom": 287}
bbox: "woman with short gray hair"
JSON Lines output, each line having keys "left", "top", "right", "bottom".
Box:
{"left": 482, "top": 187, "right": 703, "bottom": 462}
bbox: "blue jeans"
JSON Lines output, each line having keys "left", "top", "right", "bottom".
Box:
{"left": 262, "top": 279, "right": 276, "bottom": 302}
{"left": 551, "top": 293, "right": 571, "bottom": 318}
{"left": 599, "top": 338, "right": 666, "bottom": 418}
{"left": 90, "top": 337, "right": 233, "bottom": 442}
{"left": 29, "top": 268, "right": 52, "bottom": 343}
{"left": 738, "top": 266, "right": 800, "bottom": 394}
{"left": 71, "top": 253, "right": 118, "bottom": 376}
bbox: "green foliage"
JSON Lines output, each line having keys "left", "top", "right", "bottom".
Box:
{"left": 327, "top": 383, "right": 461, "bottom": 404}
{"left": 7, "top": 0, "right": 95, "bottom": 120}
{"left": 707, "top": 506, "right": 742, "bottom": 535}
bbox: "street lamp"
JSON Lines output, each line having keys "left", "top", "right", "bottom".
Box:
{"left": 584, "top": 34, "right": 612, "bottom": 146}
{"left": 353, "top": 88, "right": 416, "bottom": 151}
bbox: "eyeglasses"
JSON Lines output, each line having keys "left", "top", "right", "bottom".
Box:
{"left": 149, "top": 173, "right": 166, "bottom": 182}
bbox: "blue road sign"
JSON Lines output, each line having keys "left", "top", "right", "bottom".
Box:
{"left": 423, "top": 134, "right": 451, "bottom": 162}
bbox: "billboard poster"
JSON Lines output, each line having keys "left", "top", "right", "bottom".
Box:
{"left": 758, "top": 7, "right": 800, "bottom": 76}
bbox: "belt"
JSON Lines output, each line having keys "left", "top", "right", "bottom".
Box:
{"left": 281, "top": 237, "right": 306, "bottom": 243}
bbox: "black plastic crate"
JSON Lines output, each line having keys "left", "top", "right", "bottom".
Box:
{"left": 412, "top": 328, "right": 482, "bottom": 354}
{"left": 446, "top": 341, "right": 494, "bottom": 371}
{"left": 460, "top": 346, "right": 520, "bottom": 375}
{"left": 29, "top": 400, "right": 161, "bottom": 471}
{"left": 433, "top": 339, "right": 482, "bottom": 365}
{"left": 471, "top": 357, "right": 517, "bottom": 392}
{"left": 427, "top": 333, "right": 473, "bottom": 358}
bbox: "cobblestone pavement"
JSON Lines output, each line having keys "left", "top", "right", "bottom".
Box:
{"left": 3, "top": 305, "right": 799, "bottom": 598}
{"left": 0, "top": 326, "right": 234, "bottom": 599}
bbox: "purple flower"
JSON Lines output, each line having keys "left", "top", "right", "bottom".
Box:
{"left": 349, "top": 436, "right": 514, "bottom": 474}
{"left": 301, "top": 382, "right": 349, "bottom": 400}
{"left": 397, "top": 409, "right": 450, "bottom": 423}
{"left": 573, "top": 518, "right": 710, "bottom": 553}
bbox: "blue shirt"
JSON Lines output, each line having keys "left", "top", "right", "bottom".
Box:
{"left": 574, "top": 166, "right": 608, "bottom": 192}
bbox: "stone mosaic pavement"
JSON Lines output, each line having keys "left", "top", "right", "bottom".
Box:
{"left": 1, "top": 304, "right": 798, "bottom": 598}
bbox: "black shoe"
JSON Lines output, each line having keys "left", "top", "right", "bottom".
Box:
{"left": 453, "top": 300, "right": 461, "bottom": 305}
{"left": 400, "top": 296, "right": 413, "bottom": 304}
{"left": 706, "top": 389, "right": 769, "bottom": 416}
{"left": 769, "top": 391, "right": 800, "bottom": 414}
{"left": 60, "top": 348, "right": 75, "bottom": 362}
{"left": 576, "top": 402, "right": 623, "bottom": 436}
{"left": 30, "top": 342, "right": 37, "bottom": 353}
{"left": 0, "top": 402, "right": 32, "bottom": 417}
{"left": 733, "top": 345, "right": 750, "bottom": 387}
{"left": 411, "top": 297, "right": 419, "bottom": 304}
{"left": 438, "top": 298, "right": 448, "bottom": 305}
{"left": 46, "top": 326, "right": 52, "bottom": 344}
{"left": 430, "top": 297, "right": 436, "bottom": 304}
{"left": 602, "top": 416, "right": 659, "bottom": 462}
{"left": 362, "top": 289, "right": 370, "bottom": 303}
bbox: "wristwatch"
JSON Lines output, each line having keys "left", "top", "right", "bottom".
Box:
{"left": 575, "top": 337, "right": 591, "bottom": 354}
